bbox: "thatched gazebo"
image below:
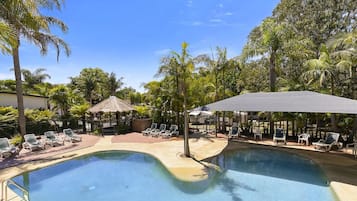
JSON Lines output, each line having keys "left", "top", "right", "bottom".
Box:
{"left": 87, "top": 96, "right": 135, "bottom": 134}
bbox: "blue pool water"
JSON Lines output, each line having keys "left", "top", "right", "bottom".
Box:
{"left": 11, "top": 149, "right": 337, "bottom": 201}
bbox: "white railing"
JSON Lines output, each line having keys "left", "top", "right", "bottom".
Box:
{"left": 1, "top": 179, "right": 29, "bottom": 201}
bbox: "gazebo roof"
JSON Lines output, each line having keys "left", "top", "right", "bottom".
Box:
{"left": 204, "top": 91, "right": 357, "bottom": 114}
{"left": 87, "top": 96, "right": 135, "bottom": 113}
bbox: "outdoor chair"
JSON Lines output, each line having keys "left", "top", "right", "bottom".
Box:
{"left": 298, "top": 133, "right": 310, "bottom": 145}
{"left": 44, "top": 131, "right": 64, "bottom": 147}
{"left": 273, "top": 128, "right": 286, "bottom": 144}
{"left": 23, "top": 134, "right": 45, "bottom": 151}
{"left": 0, "top": 138, "right": 17, "bottom": 158}
{"left": 63, "top": 128, "right": 82, "bottom": 142}
{"left": 312, "top": 132, "right": 342, "bottom": 152}
{"left": 228, "top": 126, "right": 240, "bottom": 139}
{"left": 346, "top": 141, "right": 357, "bottom": 159}
{"left": 253, "top": 127, "right": 262, "bottom": 141}
{"left": 151, "top": 124, "right": 167, "bottom": 137}
{"left": 162, "top": 125, "right": 179, "bottom": 138}
{"left": 142, "top": 123, "right": 157, "bottom": 136}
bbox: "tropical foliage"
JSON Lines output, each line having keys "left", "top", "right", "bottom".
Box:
{"left": 0, "top": 0, "right": 356, "bottom": 142}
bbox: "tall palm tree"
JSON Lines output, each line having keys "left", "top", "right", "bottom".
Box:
{"left": 157, "top": 42, "right": 194, "bottom": 157}
{"left": 0, "top": 0, "right": 70, "bottom": 139}
{"left": 242, "top": 18, "right": 288, "bottom": 135}
{"left": 172, "top": 42, "right": 194, "bottom": 157}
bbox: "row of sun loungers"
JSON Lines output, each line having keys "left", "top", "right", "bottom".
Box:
{"left": 142, "top": 123, "right": 179, "bottom": 138}
{"left": 0, "top": 129, "right": 82, "bottom": 157}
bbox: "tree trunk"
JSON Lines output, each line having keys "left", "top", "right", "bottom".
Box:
{"left": 352, "top": 65, "right": 357, "bottom": 138}
{"left": 183, "top": 93, "right": 190, "bottom": 157}
{"left": 12, "top": 42, "right": 26, "bottom": 146}
{"left": 269, "top": 51, "right": 277, "bottom": 92}
{"left": 269, "top": 51, "right": 276, "bottom": 135}
{"left": 82, "top": 115, "right": 87, "bottom": 133}
{"left": 330, "top": 78, "right": 337, "bottom": 131}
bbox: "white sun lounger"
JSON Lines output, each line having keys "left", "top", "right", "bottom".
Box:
{"left": 23, "top": 134, "right": 45, "bottom": 151}
{"left": 312, "top": 132, "right": 342, "bottom": 152}
{"left": 0, "top": 138, "right": 17, "bottom": 158}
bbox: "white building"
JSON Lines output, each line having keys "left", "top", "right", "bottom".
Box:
{"left": 0, "top": 92, "right": 49, "bottom": 109}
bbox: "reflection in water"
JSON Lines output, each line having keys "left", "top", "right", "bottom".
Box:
{"left": 210, "top": 148, "right": 329, "bottom": 186}
{"left": 10, "top": 150, "right": 334, "bottom": 201}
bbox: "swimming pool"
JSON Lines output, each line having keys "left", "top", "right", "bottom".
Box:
{"left": 10, "top": 149, "right": 337, "bottom": 201}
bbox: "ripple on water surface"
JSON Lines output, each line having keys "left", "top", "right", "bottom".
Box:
{"left": 11, "top": 150, "right": 337, "bottom": 201}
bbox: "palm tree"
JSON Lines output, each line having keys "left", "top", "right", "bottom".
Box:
{"left": 242, "top": 18, "right": 289, "bottom": 135}
{"left": 49, "top": 85, "right": 72, "bottom": 127}
{"left": 157, "top": 42, "right": 194, "bottom": 157}
{"left": 243, "top": 18, "right": 285, "bottom": 92}
{"left": 195, "top": 47, "right": 232, "bottom": 134}
{"left": 157, "top": 56, "right": 181, "bottom": 127}
{"left": 0, "top": 0, "right": 70, "bottom": 139}
{"left": 21, "top": 68, "right": 51, "bottom": 88}
{"left": 70, "top": 68, "right": 108, "bottom": 105}
{"left": 70, "top": 102, "right": 90, "bottom": 133}
{"left": 0, "top": 22, "right": 16, "bottom": 54}
{"left": 172, "top": 42, "right": 194, "bottom": 157}
{"left": 107, "top": 72, "right": 123, "bottom": 96}
{"left": 303, "top": 45, "right": 335, "bottom": 94}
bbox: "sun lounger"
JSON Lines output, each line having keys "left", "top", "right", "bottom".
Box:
{"left": 162, "top": 125, "right": 179, "bottom": 138}
{"left": 142, "top": 123, "right": 157, "bottom": 136}
{"left": 63, "top": 128, "right": 82, "bottom": 142}
{"left": 313, "top": 132, "right": 342, "bottom": 152}
{"left": 253, "top": 127, "right": 262, "bottom": 140}
{"left": 0, "top": 138, "right": 17, "bottom": 158}
{"left": 228, "top": 126, "right": 240, "bottom": 139}
{"left": 273, "top": 128, "right": 286, "bottom": 144}
{"left": 23, "top": 134, "right": 45, "bottom": 151}
{"left": 44, "top": 131, "right": 64, "bottom": 147}
{"left": 151, "top": 124, "right": 166, "bottom": 137}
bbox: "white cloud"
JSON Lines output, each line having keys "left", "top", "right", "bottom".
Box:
{"left": 186, "top": 0, "right": 193, "bottom": 7}
{"left": 179, "top": 20, "right": 204, "bottom": 26}
{"left": 209, "top": 19, "right": 223, "bottom": 23}
{"left": 224, "top": 12, "right": 233, "bottom": 16}
{"left": 154, "top": 48, "right": 171, "bottom": 56}
{"left": 192, "top": 21, "right": 203, "bottom": 26}
{"left": 218, "top": 3, "right": 224, "bottom": 8}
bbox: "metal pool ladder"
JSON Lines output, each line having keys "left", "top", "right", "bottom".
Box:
{"left": 1, "top": 179, "right": 29, "bottom": 201}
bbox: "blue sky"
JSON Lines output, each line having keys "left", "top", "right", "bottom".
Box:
{"left": 0, "top": 0, "right": 279, "bottom": 92}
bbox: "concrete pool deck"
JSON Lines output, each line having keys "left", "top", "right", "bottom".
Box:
{"left": 1, "top": 133, "right": 357, "bottom": 201}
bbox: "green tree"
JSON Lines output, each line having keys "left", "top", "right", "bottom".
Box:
{"left": 70, "top": 68, "right": 108, "bottom": 105}
{"left": 169, "top": 42, "right": 194, "bottom": 157}
{"left": 49, "top": 85, "right": 72, "bottom": 127}
{"left": 107, "top": 72, "right": 123, "bottom": 96}
{"left": 0, "top": 0, "right": 70, "bottom": 140}
{"left": 21, "top": 68, "right": 51, "bottom": 88}
{"left": 273, "top": 0, "right": 357, "bottom": 55}
{"left": 70, "top": 102, "right": 90, "bottom": 133}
